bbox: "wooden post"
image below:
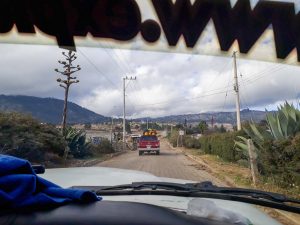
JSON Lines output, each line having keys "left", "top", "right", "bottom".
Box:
{"left": 247, "top": 139, "right": 259, "bottom": 186}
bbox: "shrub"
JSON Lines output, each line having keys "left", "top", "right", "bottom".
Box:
{"left": 234, "top": 103, "right": 300, "bottom": 187}
{"left": 198, "top": 132, "right": 246, "bottom": 162}
{"left": 168, "top": 129, "right": 179, "bottom": 147}
{"left": 258, "top": 134, "right": 300, "bottom": 187}
{"left": 184, "top": 136, "right": 201, "bottom": 149}
{"left": 0, "top": 112, "right": 66, "bottom": 162}
{"left": 91, "top": 138, "right": 114, "bottom": 155}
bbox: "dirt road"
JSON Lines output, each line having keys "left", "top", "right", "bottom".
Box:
{"left": 96, "top": 139, "right": 299, "bottom": 225}
{"left": 96, "top": 139, "right": 224, "bottom": 185}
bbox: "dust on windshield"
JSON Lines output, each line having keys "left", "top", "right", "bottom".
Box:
{"left": 0, "top": 1, "right": 299, "bottom": 223}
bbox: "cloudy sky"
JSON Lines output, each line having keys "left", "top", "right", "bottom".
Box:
{"left": 0, "top": 0, "right": 300, "bottom": 118}
{"left": 1, "top": 44, "right": 299, "bottom": 118}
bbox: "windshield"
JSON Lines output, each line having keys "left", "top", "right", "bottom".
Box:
{"left": 140, "top": 136, "right": 158, "bottom": 141}
{"left": 0, "top": 0, "right": 300, "bottom": 225}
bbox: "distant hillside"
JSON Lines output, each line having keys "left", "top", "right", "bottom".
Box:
{"left": 136, "top": 109, "right": 268, "bottom": 125}
{"left": 0, "top": 95, "right": 110, "bottom": 124}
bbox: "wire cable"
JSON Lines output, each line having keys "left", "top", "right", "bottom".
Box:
{"left": 77, "top": 48, "right": 119, "bottom": 89}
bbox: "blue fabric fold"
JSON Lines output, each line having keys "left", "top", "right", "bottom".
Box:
{"left": 0, "top": 154, "right": 101, "bottom": 211}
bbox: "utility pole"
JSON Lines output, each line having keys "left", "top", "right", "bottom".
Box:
{"left": 147, "top": 118, "right": 149, "bottom": 129}
{"left": 233, "top": 51, "right": 242, "bottom": 131}
{"left": 123, "top": 76, "right": 136, "bottom": 151}
{"left": 184, "top": 117, "right": 187, "bottom": 137}
{"left": 110, "top": 117, "right": 114, "bottom": 144}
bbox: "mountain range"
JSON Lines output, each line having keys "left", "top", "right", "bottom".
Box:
{"left": 136, "top": 109, "right": 268, "bottom": 125}
{"left": 0, "top": 95, "right": 268, "bottom": 125}
{"left": 0, "top": 95, "right": 110, "bottom": 124}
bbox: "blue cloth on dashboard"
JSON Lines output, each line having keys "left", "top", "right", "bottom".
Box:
{"left": 0, "top": 155, "right": 100, "bottom": 211}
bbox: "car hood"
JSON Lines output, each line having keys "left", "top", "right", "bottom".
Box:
{"left": 40, "top": 166, "right": 191, "bottom": 187}
{"left": 40, "top": 167, "right": 282, "bottom": 225}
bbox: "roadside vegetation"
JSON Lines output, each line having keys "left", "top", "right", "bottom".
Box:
{"left": 168, "top": 103, "right": 300, "bottom": 195}
{"left": 140, "top": 122, "right": 163, "bottom": 131}
{"left": 0, "top": 112, "right": 114, "bottom": 167}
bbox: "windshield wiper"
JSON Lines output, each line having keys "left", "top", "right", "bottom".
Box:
{"left": 95, "top": 181, "right": 299, "bottom": 203}
{"left": 73, "top": 181, "right": 300, "bottom": 214}
{"left": 187, "top": 181, "right": 300, "bottom": 204}
{"left": 97, "top": 182, "right": 190, "bottom": 191}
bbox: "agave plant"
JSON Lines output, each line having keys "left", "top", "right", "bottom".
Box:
{"left": 235, "top": 102, "right": 300, "bottom": 155}
{"left": 64, "top": 127, "right": 91, "bottom": 158}
{"left": 234, "top": 136, "right": 254, "bottom": 157}
{"left": 266, "top": 102, "right": 300, "bottom": 140}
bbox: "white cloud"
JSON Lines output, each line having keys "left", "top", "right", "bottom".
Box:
{"left": 0, "top": 43, "right": 299, "bottom": 119}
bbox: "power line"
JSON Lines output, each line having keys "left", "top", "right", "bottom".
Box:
{"left": 240, "top": 63, "right": 287, "bottom": 84}
{"left": 100, "top": 42, "right": 148, "bottom": 107}
{"left": 205, "top": 59, "right": 232, "bottom": 91}
{"left": 127, "top": 80, "right": 145, "bottom": 105}
{"left": 126, "top": 83, "right": 145, "bottom": 109}
{"left": 102, "top": 42, "right": 134, "bottom": 74}
{"left": 95, "top": 42, "right": 129, "bottom": 76}
{"left": 78, "top": 47, "right": 142, "bottom": 117}
{"left": 131, "top": 58, "right": 235, "bottom": 109}
{"left": 79, "top": 48, "right": 141, "bottom": 118}
{"left": 77, "top": 48, "right": 119, "bottom": 89}
{"left": 239, "top": 73, "right": 257, "bottom": 120}
{"left": 222, "top": 67, "right": 232, "bottom": 112}
{"left": 134, "top": 89, "right": 233, "bottom": 108}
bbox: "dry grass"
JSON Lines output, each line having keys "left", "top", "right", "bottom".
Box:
{"left": 183, "top": 148, "right": 300, "bottom": 225}
{"left": 186, "top": 149, "right": 300, "bottom": 198}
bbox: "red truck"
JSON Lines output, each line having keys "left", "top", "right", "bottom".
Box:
{"left": 138, "top": 129, "right": 160, "bottom": 156}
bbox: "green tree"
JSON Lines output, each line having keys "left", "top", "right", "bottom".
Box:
{"left": 140, "top": 122, "right": 163, "bottom": 130}
{"left": 220, "top": 124, "right": 226, "bottom": 133}
{"left": 175, "top": 124, "right": 184, "bottom": 130}
{"left": 198, "top": 120, "right": 208, "bottom": 134}
{"left": 84, "top": 123, "right": 91, "bottom": 129}
{"left": 125, "top": 121, "right": 131, "bottom": 134}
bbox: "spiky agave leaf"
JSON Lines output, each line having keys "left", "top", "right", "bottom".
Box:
{"left": 244, "top": 122, "right": 269, "bottom": 150}
{"left": 234, "top": 136, "right": 259, "bottom": 159}
{"left": 249, "top": 122, "right": 264, "bottom": 141}
{"left": 286, "top": 102, "right": 297, "bottom": 122}
{"left": 277, "top": 111, "right": 288, "bottom": 138}
{"left": 266, "top": 112, "right": 283, "bottom": 140}
{"left": 234, "top": 136, "right": 248, "bottom": 152}
{"left": 63, "top": 127, "right": 90, "bottom": 158}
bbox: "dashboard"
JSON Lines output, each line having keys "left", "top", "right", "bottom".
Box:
{"left": 0, "top": 200, "right": 235, "bottom": 225}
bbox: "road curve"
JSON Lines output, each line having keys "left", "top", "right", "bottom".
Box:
{"left": 96, "top": 139, "right": 224, "bottom": 185}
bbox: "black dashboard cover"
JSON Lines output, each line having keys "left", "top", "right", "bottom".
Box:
{"left": 0, "top": 200, "right": 235, "bottom": 225}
